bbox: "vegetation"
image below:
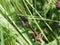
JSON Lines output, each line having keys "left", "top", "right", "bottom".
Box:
{"left": 0, "top": 0, "right": 60, "bottom": 45}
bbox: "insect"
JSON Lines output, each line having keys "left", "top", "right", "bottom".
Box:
{"left": 20, "top": 16, "right": 37, "bottom": 35}
{"left": 20, "top": 16, "right": 46, "bottom": 45}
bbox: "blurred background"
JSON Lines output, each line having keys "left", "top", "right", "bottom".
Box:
{"left": 0, "top": 0, "right": 60, "bottom": 45}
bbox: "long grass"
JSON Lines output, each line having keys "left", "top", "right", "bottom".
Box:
{"left": 0, "top": 0, "right": 60, "bottom": 45}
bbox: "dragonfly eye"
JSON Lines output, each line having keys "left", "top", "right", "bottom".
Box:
{"left": 20, "top": 16, "right": 28, "bottom": 23}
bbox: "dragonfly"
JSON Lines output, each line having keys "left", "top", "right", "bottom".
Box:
{"left": 20, "top": 16, "right": 46, "bottom": 45}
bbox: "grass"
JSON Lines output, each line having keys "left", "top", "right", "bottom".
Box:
{"left": 0, "top": 0, "right": 60, "bottom": 45}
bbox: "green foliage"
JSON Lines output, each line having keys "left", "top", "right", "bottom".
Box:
{"left": 47, "top": 37, "right": 60, "bottom": 45}
{"left": 0, "top": 0, "right": 60, "bottom": 45}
